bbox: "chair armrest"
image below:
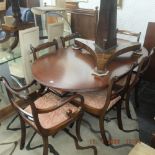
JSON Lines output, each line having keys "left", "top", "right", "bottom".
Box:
{"left": 0, "top": 76, "right": 37, "bottom": 99}
{"left": 36, "top": 94, "right": 84, "bottom": 114}
{"left": 11, "top": 80, "right": 37, "bottom": 92}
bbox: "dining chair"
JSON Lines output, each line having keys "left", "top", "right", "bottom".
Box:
{"left": 117, "top": 29, "right": 141, "bottom": 42}
{"left": 48, "top": 22, "right": 64, "bottom": 48}
{"left": 30, "top": 39, "right": 68, "bottom": 97}
{"left": 76, "top": 64, "right": 136, "bottom": 145}
{"left": 117, "top": 50, "right": 154, "bottom": 119}
{"left": 60, "top": 32, "right": 81, "bottom": 48}
{"left": 3, "top": 27, "right": 40, "bottom": 132}
{"left": 133, "top": 48, "right": 155, "bottom": 108}
{"left": 31, "top": 39, "right": 58, "bottom": 61}
{"left": 0, "top": 76, "right": 84, "bottom": 155}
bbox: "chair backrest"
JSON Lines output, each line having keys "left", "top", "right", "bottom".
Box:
{"left": 141, "top": 47, "right": 155, "bottom": 82}
{"left": 103, "top": 63, "right": 137, "bottom": 111}
{"left": 143, "top": 22, "right": 155, "bottom": 52}
{"left": 60, "top": 32, "right": 80, "bottom": 47}
{"left": 31, "top": 39, "right": 58, "bottom": 60}
{"left": 117, "top": 29, "right": 141, "bottom": 42}
{"left": 140, "top": 48, "right": 155, "bottom": 75}
{"left": 129, "top": 55, "right": 151, "bottom": 88}
{"left": 19, "top": 27, "right": 39, "bottom": 85}
{"left": 48, "top": 22, "right": 64, "bottom": 48}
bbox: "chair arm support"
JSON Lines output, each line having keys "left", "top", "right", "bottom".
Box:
{"left": 36, "top": 94, "right": 84, "bottom": 114}
{"left": 12, "top": 80, "right": 37, "bottom": 92}
{"left": 0, "top": 76, "right": 37, "bottom": 99}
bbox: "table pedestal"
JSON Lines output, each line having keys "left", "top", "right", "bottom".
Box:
{"left": 75, "top": 38, "right": 141, "bottom": 74}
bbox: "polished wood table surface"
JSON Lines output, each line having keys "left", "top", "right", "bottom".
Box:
{"left": 32, "top": 47, "right": 148, "bottom": 92}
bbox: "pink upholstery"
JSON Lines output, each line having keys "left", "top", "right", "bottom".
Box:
{"left": 81, "top": 90, "right": 121, "bottom": 110}
{"left": 25, "top": 92, "right": 79, "bottom": 129}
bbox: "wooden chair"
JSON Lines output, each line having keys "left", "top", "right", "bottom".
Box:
{"left": 60, "top": 32, "right": 80, "bottom": 47}
{"left": 117, "top": 29, "right": 141, "bottom": 42}
{"left": 0, "top": 76, "right": 84, "bottom": 155}
{"left": 31, "top": 39, "right": 58, "bottom": 61}
{"left": 117, "top": 49, "right": 154, "bottom": 119}
{"left": 76, "top": 64, "right": 136, "bottom": 145}
{"left": 133, "top": 48, "right": 155, "bottom": 108}
{"left": 30, "top": 39, "right": 69, "bottom": 97}
{"left": 124, "top": 56, "right": 150, "bottom": 118}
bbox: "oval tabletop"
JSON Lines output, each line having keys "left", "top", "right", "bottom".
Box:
{"left": 31, "top": 47, "right": 148, "bottom": 92}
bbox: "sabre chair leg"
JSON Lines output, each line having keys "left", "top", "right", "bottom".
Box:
{"left": 20, "top": 117, "right": 26, "bottom": 150}
{"left": 42, "top": 136, "right": 49, "bottom": 155}
{"left": 76, "top": 112, "right": 83, "bottom": 142}
{"left": 116, "top": 102, "right": 123, "bottom": 130}
{"left": 99, "top": 117, "right": 109, "bottom": 146}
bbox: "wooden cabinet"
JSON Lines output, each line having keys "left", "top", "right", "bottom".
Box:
{"left": 67, "top": 7, "right": 99, "bottom": 40}
{"left": 20, "top": 0, "right": 40, "bottom": 8}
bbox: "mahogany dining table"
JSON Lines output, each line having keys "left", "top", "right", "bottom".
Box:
{"left": 31, "top": 45, "right": 148, "bottom": 93}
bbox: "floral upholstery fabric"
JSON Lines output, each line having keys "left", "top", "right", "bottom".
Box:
{"left": 81, "top": 89, "right": 121, "bottom": 110}
{"left": 25, "top": 92, "right": 79, "bottom": 129}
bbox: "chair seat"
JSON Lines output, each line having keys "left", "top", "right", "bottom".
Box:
{"left": 25, "top": 92, "right": 80, "bottom": 129}
{"left": 81, "top": 89, "right": 121, "bottom": 111}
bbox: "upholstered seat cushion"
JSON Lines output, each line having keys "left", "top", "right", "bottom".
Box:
{"left": 81, "top": 90, "right": 121, "bottom": 110}
{"left": 25, "top": 92, "right": 79, "bottom": 129}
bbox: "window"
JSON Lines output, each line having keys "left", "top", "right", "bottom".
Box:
{"left": 42, "top": 0, "right": 56, "bottom": 6}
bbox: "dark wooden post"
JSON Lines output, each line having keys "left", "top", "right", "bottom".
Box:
{"left": 95, "top": 0, "right": 117, "bottom": 51}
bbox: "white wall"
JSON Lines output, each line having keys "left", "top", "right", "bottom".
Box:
{"left": 117, "top": 0, "right": 155, "bottom": 43}
{"left": 79, "top": 0, "right": 100, "bottom": 9}
{"left": 79, "top": 0, "right": 155, "bottom": 43}
{"left": 39, "top": 0, "right": 155, "bottom": 43}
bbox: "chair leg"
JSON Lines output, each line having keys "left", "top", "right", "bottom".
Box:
{"left": 99, "top": 117, "right": 109, "bottom": 145}
{"left": 42, "top": 136, "right": 48, "bottom": 155}
{"left": 76, "top": 112, "right": 83, "bottom": 142}
{"left": 69, "top": 122, "right": 74, "bottom": 128}
{"left": 19, "top": 117, "right": 26, "bottom": 150}
{"left": 116, "top": 102, "right": 123, "bottom": 130}
{"left": 125, "top": 92, "right": 132, "bottom": 119}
